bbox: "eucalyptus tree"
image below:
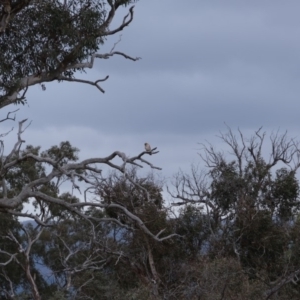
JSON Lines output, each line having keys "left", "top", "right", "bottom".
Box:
{"left": 0, "top": 127, "right": 175, "bottom": 299}
{"left": 0, "top": 0, "right": 139, "bottom": 107}
{"left": 170, "top": 127, "right": 300, "bottom": 299}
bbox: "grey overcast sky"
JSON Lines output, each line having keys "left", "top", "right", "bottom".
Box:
{"left": 2, "top": 0, "right": 300, "bottom": 181}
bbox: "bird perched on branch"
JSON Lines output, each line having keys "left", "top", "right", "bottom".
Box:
{"left": 144, "top": 142, "right": 152, "bottom": 155}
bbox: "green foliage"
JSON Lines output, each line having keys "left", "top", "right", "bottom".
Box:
{"left": 41, "top": 141, "right": 79, "bottom": 164}
{"left": 6, "top": 145, "right": 43, "bottom": 196}
{"left": 0, "top": 0, "right": 138, "bottom": 98}
{"left": 272, "top": 168, "right": 299, "bottom": 220}
{"left": 1, "top": 1, "right": 103, "bottom": 91}
{"left": 236, "top": 210, "right": 288, "bottom": 277}
{"left": 174, "top": 205, "right": 210, "bottom": 257}
{"left": 100, "top": 169, "right": 164, "bottom": 222}
{"left": 0, "top": 214, "right": 24, "bottom": 292}
{"left": 48, "top": 291, "right": 67, "bottom": 300}
{"left": 210, "top": 161, "right": 243, "bottom": 211}
{"left": 208, "top": 159, "right": 300, "bottom": 224}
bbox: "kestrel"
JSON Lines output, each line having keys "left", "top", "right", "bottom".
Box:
{"left": 144, "top": 142, "right": 152, "bottom": 155}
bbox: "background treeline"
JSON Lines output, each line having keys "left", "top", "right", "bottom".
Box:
{"left": 1, "top": 128, "right": 300, "bottom": 299}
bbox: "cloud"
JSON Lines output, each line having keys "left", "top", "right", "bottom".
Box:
{"left": 2, "top": 0, "right": 300, "bottom": 188}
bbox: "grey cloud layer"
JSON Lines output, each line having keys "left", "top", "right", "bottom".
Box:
{"left": 2, "top": 1, "right": 300, "bottom": 179}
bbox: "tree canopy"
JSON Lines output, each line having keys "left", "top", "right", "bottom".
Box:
{"left": 0, "top": 0, "right": 139, "bottom": 107}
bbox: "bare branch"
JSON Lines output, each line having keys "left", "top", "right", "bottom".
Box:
{"left": 4, "top": 118, "right": 30, "bottom": 164}
{"left": 264, "top": 269, "right": 300, "bottom": 299}
{"left": 70, "top": 51, "right": 140, "bottom": 70}
{"left": 0, "top": 109, "right": 19, "bottom": 123}
{"left": 58, "top": 75, "right": 109, "bottom": 93}
{"left": 0, "top": 250, "right": 17, "bottom": 266}
{"left": 104, "top": 6, "right": 135, "bottom": 36}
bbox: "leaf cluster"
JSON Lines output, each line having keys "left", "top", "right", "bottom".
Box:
{"left": 0, "top": 0, "right": 106, "bottom": 93}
